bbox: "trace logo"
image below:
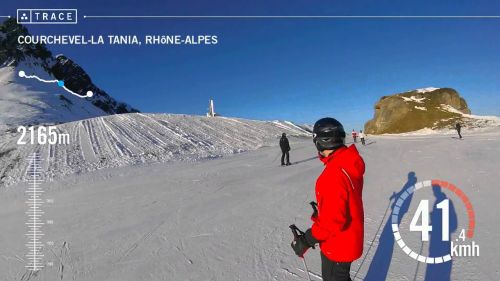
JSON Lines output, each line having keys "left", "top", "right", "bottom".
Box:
{"left": 16, "top": 9, "right": 78, "bottom": 24}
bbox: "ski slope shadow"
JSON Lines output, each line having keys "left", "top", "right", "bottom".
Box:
{"left": 424, "top": 185, "right": 458, "bottom": 281}
{"left": 293, "top": 155, "right": 318, "bottom": 165}
{"left": 363, "top": 172, "right": 417, "bottom": 281}
{"left": 364, "top": 140, "right": 377, "bottom": 146}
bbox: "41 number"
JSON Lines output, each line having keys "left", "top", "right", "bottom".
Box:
{"left": 410, "top": 199, "right": 450, "bottom": 241}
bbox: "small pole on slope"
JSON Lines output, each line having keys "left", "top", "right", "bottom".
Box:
{"left": 290, "top": 225, "right": 313, "bottom": 281}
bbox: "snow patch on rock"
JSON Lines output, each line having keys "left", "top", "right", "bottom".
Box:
{"left": 401, "top": 96, "right": 426, "bottom": 103}
{"left": 415, "top": 87, "right": 440, "bottom": 93}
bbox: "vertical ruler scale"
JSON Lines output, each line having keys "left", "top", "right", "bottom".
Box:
{"left": 25, "top": 152, "right": 45, "bottom": 271}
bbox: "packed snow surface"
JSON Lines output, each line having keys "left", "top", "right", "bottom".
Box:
{"left": 0, "top": 128, "right": 499, "bottom": 280}
{"left": 0, "top": 113, "right": 310, "bottom": 187}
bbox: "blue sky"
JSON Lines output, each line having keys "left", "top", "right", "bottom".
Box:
{"left": 2, "top": 0, "right": 500, "bottom": 129}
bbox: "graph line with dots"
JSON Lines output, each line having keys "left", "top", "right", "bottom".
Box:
{"left": 18, "top": 70, "right": 93, "bottom": 98}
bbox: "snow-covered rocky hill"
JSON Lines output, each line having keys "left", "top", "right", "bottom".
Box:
{"left": 365, "top": 87, "right": 500, "bottom": 134}
{"left": 0, "top": 19, "right": 311, "bottom": 187}
{"left": 0, "top": 61, "right": 108, "bottom": 130}
{"left": 0, "top": 18, "right": 138, "bottom": 130}
{"left": 377, "top": 105, "right": 500, "bottom": 136}
{"left": 0, "top": 113, "right": 310, "bottom": 187}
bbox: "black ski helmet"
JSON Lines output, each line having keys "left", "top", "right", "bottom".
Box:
{"left": 312, "top": 117, "right": 346, "bottom": 151}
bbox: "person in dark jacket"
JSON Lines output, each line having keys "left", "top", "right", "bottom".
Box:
{"left": 455, "top": 123, "right": 462, "bottom": 139}
{"left": 280, "top": 133, "right": 291, "bottom": 166}
{"left": 291, "top": 117, "right": 365, "bottom": 281}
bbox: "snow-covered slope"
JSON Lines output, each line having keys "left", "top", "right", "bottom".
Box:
{"left": 0, "top": 113, "right": 310, "bottom": 186}
{"left": 0, "top": 61, "right": 107, "bottom": 130}
{"left": 0, "top": 130, "right": 498, "bottom": 280}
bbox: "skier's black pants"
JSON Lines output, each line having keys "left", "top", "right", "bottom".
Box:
{"left": 361, "top": 138, "right": 365, "bottom": 145}
{"left": 281, "top": 151, "right": 290, "bottom": 165}
{"left": 457, "top": 129, "right": 462, "bottom": 139}
{"left": 321, "top": 252, "right": 352, "bottom": 281}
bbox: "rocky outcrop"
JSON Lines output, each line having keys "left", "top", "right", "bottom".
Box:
{"left": 0, "top": 18, "right": 52, "bottom": 67}
{"left": 365, "top": 88, "right": 471, "bottom": 134}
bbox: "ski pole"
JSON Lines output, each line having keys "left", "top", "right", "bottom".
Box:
{"left": 353, "top": 197, "right": 393, "bottom": 280}
{"left": 299, "top": 254, "right": 312, "bottom": 281}
{"left": 290, "top": 225, "right": 313, "bottom": 281}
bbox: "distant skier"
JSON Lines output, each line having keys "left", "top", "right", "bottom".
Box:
{"left": 359, "top": 130, "right": 366, "bottom": 145}
{"left": 280, "top": 133, "right": 291, "bottom": 166}
{"left": 352, "top": 129, "right": 357, "bottom": 143}
{"left": 291, "top": 117, "right": 365, "bottom": 281}
{"left": 455, "top": 122, "right": 462, "bottom": 139}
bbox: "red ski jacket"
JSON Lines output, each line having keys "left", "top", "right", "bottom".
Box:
{"left": 311, "top": 145, "right": 365, "bottom": 262}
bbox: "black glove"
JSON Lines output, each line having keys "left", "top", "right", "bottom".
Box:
{"left": 291, "top": 229, "right": 318, "bottom": 257}
{"left": 310, "top": 202, "right": 318, "bottom": 222}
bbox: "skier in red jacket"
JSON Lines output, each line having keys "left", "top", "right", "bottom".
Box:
{"left": 291, "top": 117, "right": 365, "bottom": 281}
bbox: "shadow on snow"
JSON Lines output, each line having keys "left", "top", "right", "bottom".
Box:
{"left": 362, "top": 172, "right": 458, "bottom": 281}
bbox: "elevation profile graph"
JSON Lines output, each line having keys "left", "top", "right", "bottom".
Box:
{"left": 18, "top": 70, "right": 93, "bottom": 98}
{"left": 25, "top": 152, "right": 44, "bottom": 271}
